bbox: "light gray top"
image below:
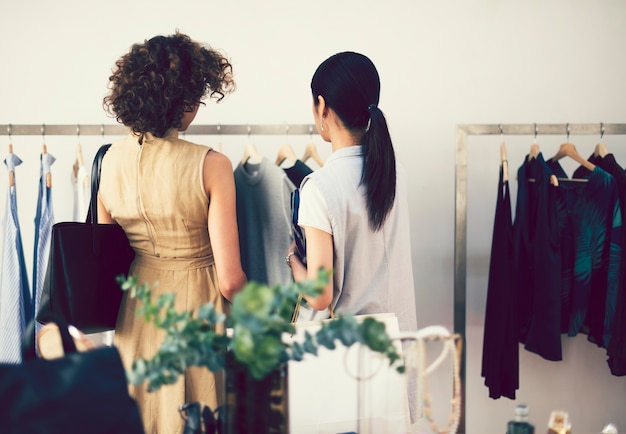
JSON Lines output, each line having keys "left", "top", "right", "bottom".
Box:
{"left": 297, "top": 146, "right": 417, "bottom": 332}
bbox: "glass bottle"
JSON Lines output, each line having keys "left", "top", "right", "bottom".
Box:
{"left": 601, "top": 423, "right": 618, "bottom": 434}
{"left": 507, "top": 404, "right": 535, "bottom": 434}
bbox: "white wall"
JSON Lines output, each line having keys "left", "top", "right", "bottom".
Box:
{"left": 1, "top": 1, "right": 625, "bottom": 432}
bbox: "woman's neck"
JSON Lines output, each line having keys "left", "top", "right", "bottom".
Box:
{"left": 330, "top": 128, "right": 362, "bottom": 153}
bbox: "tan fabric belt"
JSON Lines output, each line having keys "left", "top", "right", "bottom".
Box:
{"left": 133, "top": 253, "right": 214, "bottom": 271}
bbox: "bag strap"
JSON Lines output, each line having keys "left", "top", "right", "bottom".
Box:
{"left": 86, "top": 143, "right": 112, "bottom": 225}
{"left": 86, "top": 144, "right": 112, "bottom": 256}
{"left": 290, "top": 295, "right": 302, "bottom": 324}
{"left": 291, "top": 294, "right": 335, "bottom": 324}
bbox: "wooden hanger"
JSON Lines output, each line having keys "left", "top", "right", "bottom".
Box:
{"left": 552, "top": 124, "right": 595, "bottom": 171}
{"left": 8, "top": 143, "right": 14, "bottom": 187}
{"left": 594, "top": 123, "right": 608, "bottom": 158}
{"left": 497, "top": 126, "right": 509, "bottom": 182}
{"left": 521, "top": 125, "right": 558, "bottom": 186}
{"left": 41, "top": 124, "right": 47, "bottom": 157}
{"left": 73, "top": 142, "right": 85, "bottom": 179}
{"left": 241, "top": 125, "right": 262, "bottom": 165}
{"left": 241, "top": 143, "right": 262, "bottom": 165}
{"left": 526, "top": 143, "right": 557, "bottom": 189}
{"left": 500, "top": 141, "right": 509, "bottom": 182}
{"left": 302, "top": 143, "right": 324, "bottom": 167}
{"left": 594, "top": 142, "right": 608, "bottom": 158}
{"left": 552, "top": 142, "right": 596, "bottom": 172}
{"left": 215, "top": 124, "right": 223, "bottom": 153}
{"left": 527, "top": 124, "right": 540, "bottom": 162}
{"left": 75, "top": 142, "right": 90, "bottom": 190}
{"left": 76, "top": 142, "right": 85, "bottom": 167}
{"left": 41, "top": 143, "right": 52, "bottom": 188}
{"left": 276, "top": 143, "right": 297, "bottom": 166}
{"left": 552, "top": 141, "right": 594, "bottom": 184}
{"left": 527, "top": 143, "right": 540, "bottom": 161}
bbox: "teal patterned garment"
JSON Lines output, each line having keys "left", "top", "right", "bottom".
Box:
{"left": 546, "top": 160, "right": 621, "bottom": 349}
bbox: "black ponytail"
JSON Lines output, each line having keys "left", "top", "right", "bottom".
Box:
{"left": 361, "top": 105, "right": 396, "bottom": 231}
{"left": 311, "top": 51, "right": 396, "bottom": 231}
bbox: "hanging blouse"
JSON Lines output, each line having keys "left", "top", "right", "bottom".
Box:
{"left": 598, "top": 155, "right": 626, "bottom": 375}
{"left": 32, "top": 151, "right": 55, "bottom": 337}
{"left": 0, "top": 153, "right": 31, "bottom": 363}
{"left": 513, "top": 153, "right": 563, "bottom": 361}
{"left": 573, "top": 153, "right": 626, "bottom": 374}
{"left": 546, "top": 160, "right": 621, "bottom": 349}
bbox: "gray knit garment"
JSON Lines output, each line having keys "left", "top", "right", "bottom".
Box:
{"left": 234, "top": 157, "right": 295, "bottom": 287}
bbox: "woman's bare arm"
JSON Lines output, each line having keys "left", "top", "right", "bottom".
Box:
{"left": 289, "top": 226, "right": 333, "bottom": 310}
{"left": 204, "top": 150, "right": 247, "bottom": 301}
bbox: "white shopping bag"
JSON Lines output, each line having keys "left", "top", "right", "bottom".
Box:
{"left": 287, "top": 313, "right": 408, "bottom": 434}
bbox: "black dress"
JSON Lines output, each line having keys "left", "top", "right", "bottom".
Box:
{"left": 482, "top": 164, "right": 519, "bottom": 399}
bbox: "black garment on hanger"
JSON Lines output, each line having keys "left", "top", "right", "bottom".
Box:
{"left": 514, "top": 153, "right": 563, "bottom": 361}
{"left": 482, "top": 164, "right": 519, "bottom": 399}
{"left": 283, "top": 160, "right": 313, "bottom": 188}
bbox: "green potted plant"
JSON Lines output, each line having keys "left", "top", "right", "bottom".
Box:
{"left": 118, "top": 270, "right": 404, "bottom": 434}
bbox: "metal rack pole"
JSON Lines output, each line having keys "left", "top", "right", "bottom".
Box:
{"left": 0, "top": 124, "right": 318, "bottom": 137}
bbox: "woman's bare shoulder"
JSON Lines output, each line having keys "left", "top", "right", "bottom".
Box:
{"left": 204, "top": 148, "right": 233, "bottom": 171}
{"left": 203, "top": 150, "right": 235, "bottom": 195}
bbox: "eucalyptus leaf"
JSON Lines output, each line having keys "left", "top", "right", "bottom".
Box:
{"left": 118, "top": 269, "right": 404, "bottom": 390}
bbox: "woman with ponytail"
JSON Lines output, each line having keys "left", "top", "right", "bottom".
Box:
{"left": 286, "top": 51, "right": 417, "bottom": 332}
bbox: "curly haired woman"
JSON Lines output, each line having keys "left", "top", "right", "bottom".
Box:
{"left": 99, "top": 31, "right": 247, "bottom": 433}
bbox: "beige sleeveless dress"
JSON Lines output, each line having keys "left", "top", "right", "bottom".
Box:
{"left": 99, "top": 130, "right": 224, "bottom": 434}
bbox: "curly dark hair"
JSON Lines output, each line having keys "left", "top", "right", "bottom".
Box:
{"left": 103, "top": 31, "right": 235, "bottom": 138}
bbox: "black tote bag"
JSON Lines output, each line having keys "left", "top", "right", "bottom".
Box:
{"left": 36, "top": 144, "right": 135, "bottom": 333}
{"left": 0, "top": 318, "right": 144, "bottom": 433}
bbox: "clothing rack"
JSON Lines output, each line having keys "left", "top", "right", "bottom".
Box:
{"left": 0, "top": 124, "right": 318, "bottom": 137}
{"left": 455, "top": 122, "right": 626, "bottom": 434}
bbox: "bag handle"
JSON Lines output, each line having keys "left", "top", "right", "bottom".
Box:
{"left": 291, "top": 294, "right": 335, "bottom": 324}
{"left": 87, "top": 144, "right": 112, "bottom": 224}
{"left": 86, "top": 144, "right": 112, "bottom": 255}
